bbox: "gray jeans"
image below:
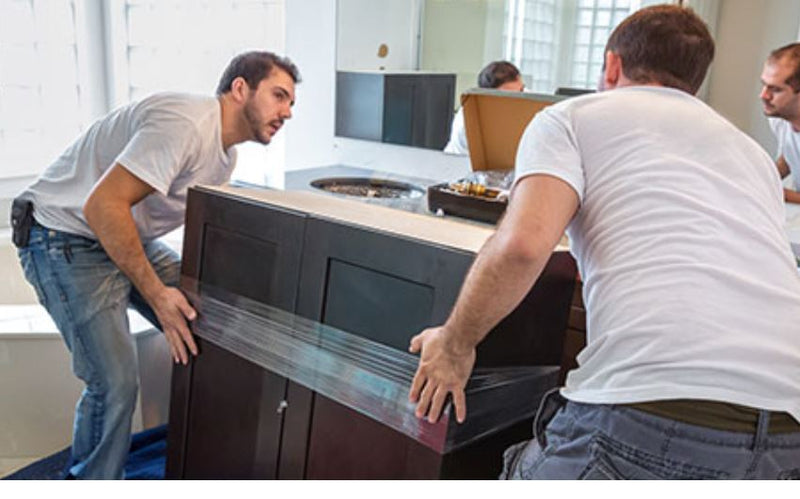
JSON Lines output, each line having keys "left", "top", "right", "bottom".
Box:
{"left": 501, "top": 394, "right": 800, "bottom": 479}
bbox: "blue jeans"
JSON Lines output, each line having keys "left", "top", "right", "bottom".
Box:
{"left": 18, "top": 225, "right": 179, "bottom": 479}
{"left": 500, "top": 394, "right": 800, "bottom": 479}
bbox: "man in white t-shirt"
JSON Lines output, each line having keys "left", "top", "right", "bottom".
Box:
{"left": 761, "top": 43, "right": 800, "bottom": 204}
{"left": 409, "top": 5, "right": 800, "bottom": 479}
{"left": 443, "top": 61, "right": 524, "bottom": 155}
{"left": 11, "top": 51, "right": 300, "bottom": 479}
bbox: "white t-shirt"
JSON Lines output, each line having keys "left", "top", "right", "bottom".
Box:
{"left": 769, "top": 117, "right": 800, "bottom": 190}
{"left": 443, "top": 108, "right": 469, "bottom": 155}
{"left": 515, "top": 86, "right": 800, "bottom": 420}
{"left": 20, "top": 93, "right": 236, "bottom": 241}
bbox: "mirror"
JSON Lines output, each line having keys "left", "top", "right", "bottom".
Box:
{"left": 336, "top": 0, "right": 506, "bottom": 120}
{"left": 337, "top": 0, "right": 795, "bottom": 152}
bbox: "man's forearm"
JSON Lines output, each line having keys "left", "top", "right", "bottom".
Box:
{"left": 442, "top": 230, "right": 551, "bottom": 352}
{"left": 785, "top": 187, "right": 800, "bottom": 204}
{"left": 85, "top": 198, "right": 163, "bottom": 302}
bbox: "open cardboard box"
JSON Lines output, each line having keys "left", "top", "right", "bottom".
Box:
{"left": 428, "top": 88, "right": 563, "bottom": 223}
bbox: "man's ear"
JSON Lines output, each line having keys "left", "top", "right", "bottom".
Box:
{"left": 601, "top": 51, "right": 623, "bottom": 90}
{"left": 229, "top": 76, "right": 250, "bottom": 104}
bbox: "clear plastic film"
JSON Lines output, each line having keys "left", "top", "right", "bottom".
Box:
{"left": 182, "top": 277, "right": 559, "bottom": 454}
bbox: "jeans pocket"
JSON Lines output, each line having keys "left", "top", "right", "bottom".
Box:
{"left": 579, "top": 434, "right": 728, "bottom": 480}
{"left": 18, "top": 250, "right": 48, "bottom": 308}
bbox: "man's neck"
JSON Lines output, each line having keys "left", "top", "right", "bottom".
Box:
{"left": 218, "top": 95, "right": 248, "bottom": 150}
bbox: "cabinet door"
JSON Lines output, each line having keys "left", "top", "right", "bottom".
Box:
{"left": 418, "top": 75, "right": 455, "bottom": 149}
{"left": 382, "top": 75, "right": 416, "bottom": 147}
{"left": 296, "top": 217, "right": 473, "bottom": 351}
{"left": 167, "top": 189, "right": 309, "bottom": 478}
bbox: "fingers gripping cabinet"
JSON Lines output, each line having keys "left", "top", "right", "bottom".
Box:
{"left": 428, "top": 89, "right": 564, "bottom": 223}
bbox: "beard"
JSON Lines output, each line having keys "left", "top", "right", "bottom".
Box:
{"left": 244, "top": 99, "right": 272, "bottom": 145}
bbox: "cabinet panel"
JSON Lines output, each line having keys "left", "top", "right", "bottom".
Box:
{"left": 182, "top": 340, "right": 285, "bottom": 479}
{"left": 296, "top": 217, "right": 472, "bottom": 351}
{"left": 383, "top": 75, "right": 416, "bottom": 146}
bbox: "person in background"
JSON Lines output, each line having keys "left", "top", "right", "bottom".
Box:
{"left": 761, "top": 42, "right": 800, "bottom": 204}
{"left": 10, "top": 51, "right": 299, "bottom": 479}
{"left": 410, "top": 5, "right": 800, "bottom": 479}
{"left": 443, "top": 60, "right": 524, "bottom": 155}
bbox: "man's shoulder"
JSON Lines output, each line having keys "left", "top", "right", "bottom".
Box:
{"left": 132, "top": 92, "right": 218, "bottom": 131}
{"left": 768, "top": 116, "right": 792, "bottom": 136}
{"left": 136, "top": 92, "right": 215, "bottom": 112}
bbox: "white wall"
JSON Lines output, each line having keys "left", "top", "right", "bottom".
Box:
{"left": 284, "top": 0, "right": 337, "bottom": 172}
{"left": 336, "top": 0, "right": 421, "bottom": 71}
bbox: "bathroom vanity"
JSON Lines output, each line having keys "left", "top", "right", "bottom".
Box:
{"left": 165, "top": 185, "right": 577, "bottom": 479}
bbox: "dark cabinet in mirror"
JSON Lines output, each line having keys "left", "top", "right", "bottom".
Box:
{"left": 335, "top": 71, "right": 456, "bottom": 150}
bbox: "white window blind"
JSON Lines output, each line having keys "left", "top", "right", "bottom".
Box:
{"left": 0, "top": 0, "right": 84, "bottom": 179}
{"left": 570, "top": 0, "right": 633, "bottom": 88}
{"left": 504, "top": 0, "right": 640, "bottom": 92}
{"left": 109, "top": 0, "right": 285, "bottom": 104}
{"left": 504, "top": 0, "right": 559, "bottom": 93}
{"left": 1, "top": 0, "right": 287, "bottom": 184}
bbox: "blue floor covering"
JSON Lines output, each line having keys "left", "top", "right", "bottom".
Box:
{"left": 3, "top": 424, "right": 166, "bottom": 480}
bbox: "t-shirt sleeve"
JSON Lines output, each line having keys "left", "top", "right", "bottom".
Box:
{"left": 513, "top": 106, "right": 584, "bottom": 203}
{"left": 115, "top": 112, "right": 198, "bottom": 196}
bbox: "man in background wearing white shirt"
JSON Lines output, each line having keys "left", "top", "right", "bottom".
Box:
{"left": 761, "top": 42, "right": 800, "bottom": 204}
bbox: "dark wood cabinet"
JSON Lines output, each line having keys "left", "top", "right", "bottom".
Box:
{"left": 336, "top": 71, "right": 456, "bottom": 149}
{"left": 166, "top": 187, "right": 576, "bottom": 479}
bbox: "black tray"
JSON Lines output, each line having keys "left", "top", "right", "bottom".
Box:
{"left": 427, "top": 183, "right": 507, "bottom": 224}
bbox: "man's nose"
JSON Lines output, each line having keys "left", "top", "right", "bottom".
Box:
{"left": 282, "top": 103, "right": 293, "bottom": 120}
{"left": 760, "top": 86, "right": 771, "bottom": 101}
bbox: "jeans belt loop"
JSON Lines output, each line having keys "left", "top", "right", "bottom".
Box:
{"left": 534, "top": 388, "right": 567, "bottom": 449}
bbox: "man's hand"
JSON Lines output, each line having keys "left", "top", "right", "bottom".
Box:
{"left": 149, "top": 286, "right": 198, "bottom": 365}
{"left": 408, "top": 326, "right": 476, "bottom": 424}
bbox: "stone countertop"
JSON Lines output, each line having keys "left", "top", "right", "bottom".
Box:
{"left": 229, "top": 165, "right": 570, "bottom": 251}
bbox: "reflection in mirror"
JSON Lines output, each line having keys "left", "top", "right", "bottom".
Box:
{"left": 336, "top": 0, "right": 720, "bottom": 149}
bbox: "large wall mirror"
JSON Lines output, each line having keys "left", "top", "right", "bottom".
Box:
{"left": 334, "top": 0, "right": 731, "bottom": 151}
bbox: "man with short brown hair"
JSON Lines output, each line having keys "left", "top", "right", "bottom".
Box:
{"left": 444, "top": 60, "right": 524, "bottom": 155}
{"left": 761, "top": 42, "right": 800, "bottom": 204}
{"left": 410, "top": 5, "right": 800, "bottom": 479}
{"left": 12, "top": 51, "right": 299, "bottom": 479}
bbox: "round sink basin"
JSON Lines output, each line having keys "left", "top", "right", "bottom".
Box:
{"left": 310, "top": 177, "right": 424, "bottom": 199}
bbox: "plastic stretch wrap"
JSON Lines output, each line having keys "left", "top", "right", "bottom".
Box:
{"left": 182, "top": 278, "right": 559, "bottom": 454}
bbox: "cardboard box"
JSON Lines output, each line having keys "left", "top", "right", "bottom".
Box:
{"left": 428, "top": 89, "right": 563, "bottom": 223}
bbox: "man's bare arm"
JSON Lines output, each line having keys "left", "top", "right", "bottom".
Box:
{"left": 775, "top": 156, "right": 800, "bottom": 203}
{"left": 408, "top": 174, "right": 579, "bottom": 423}
{"left": 83, "top": 164, "right": 198, "bottom": 364}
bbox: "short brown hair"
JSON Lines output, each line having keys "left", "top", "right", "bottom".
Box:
{"left": 216, "top": 51, "right": 301, "bottom": 96}
{"left": 605, "top": 5, "right": 714, "bottom": 94}
{"left": 768, "top": 43, "right": 800, "bottom": 92}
